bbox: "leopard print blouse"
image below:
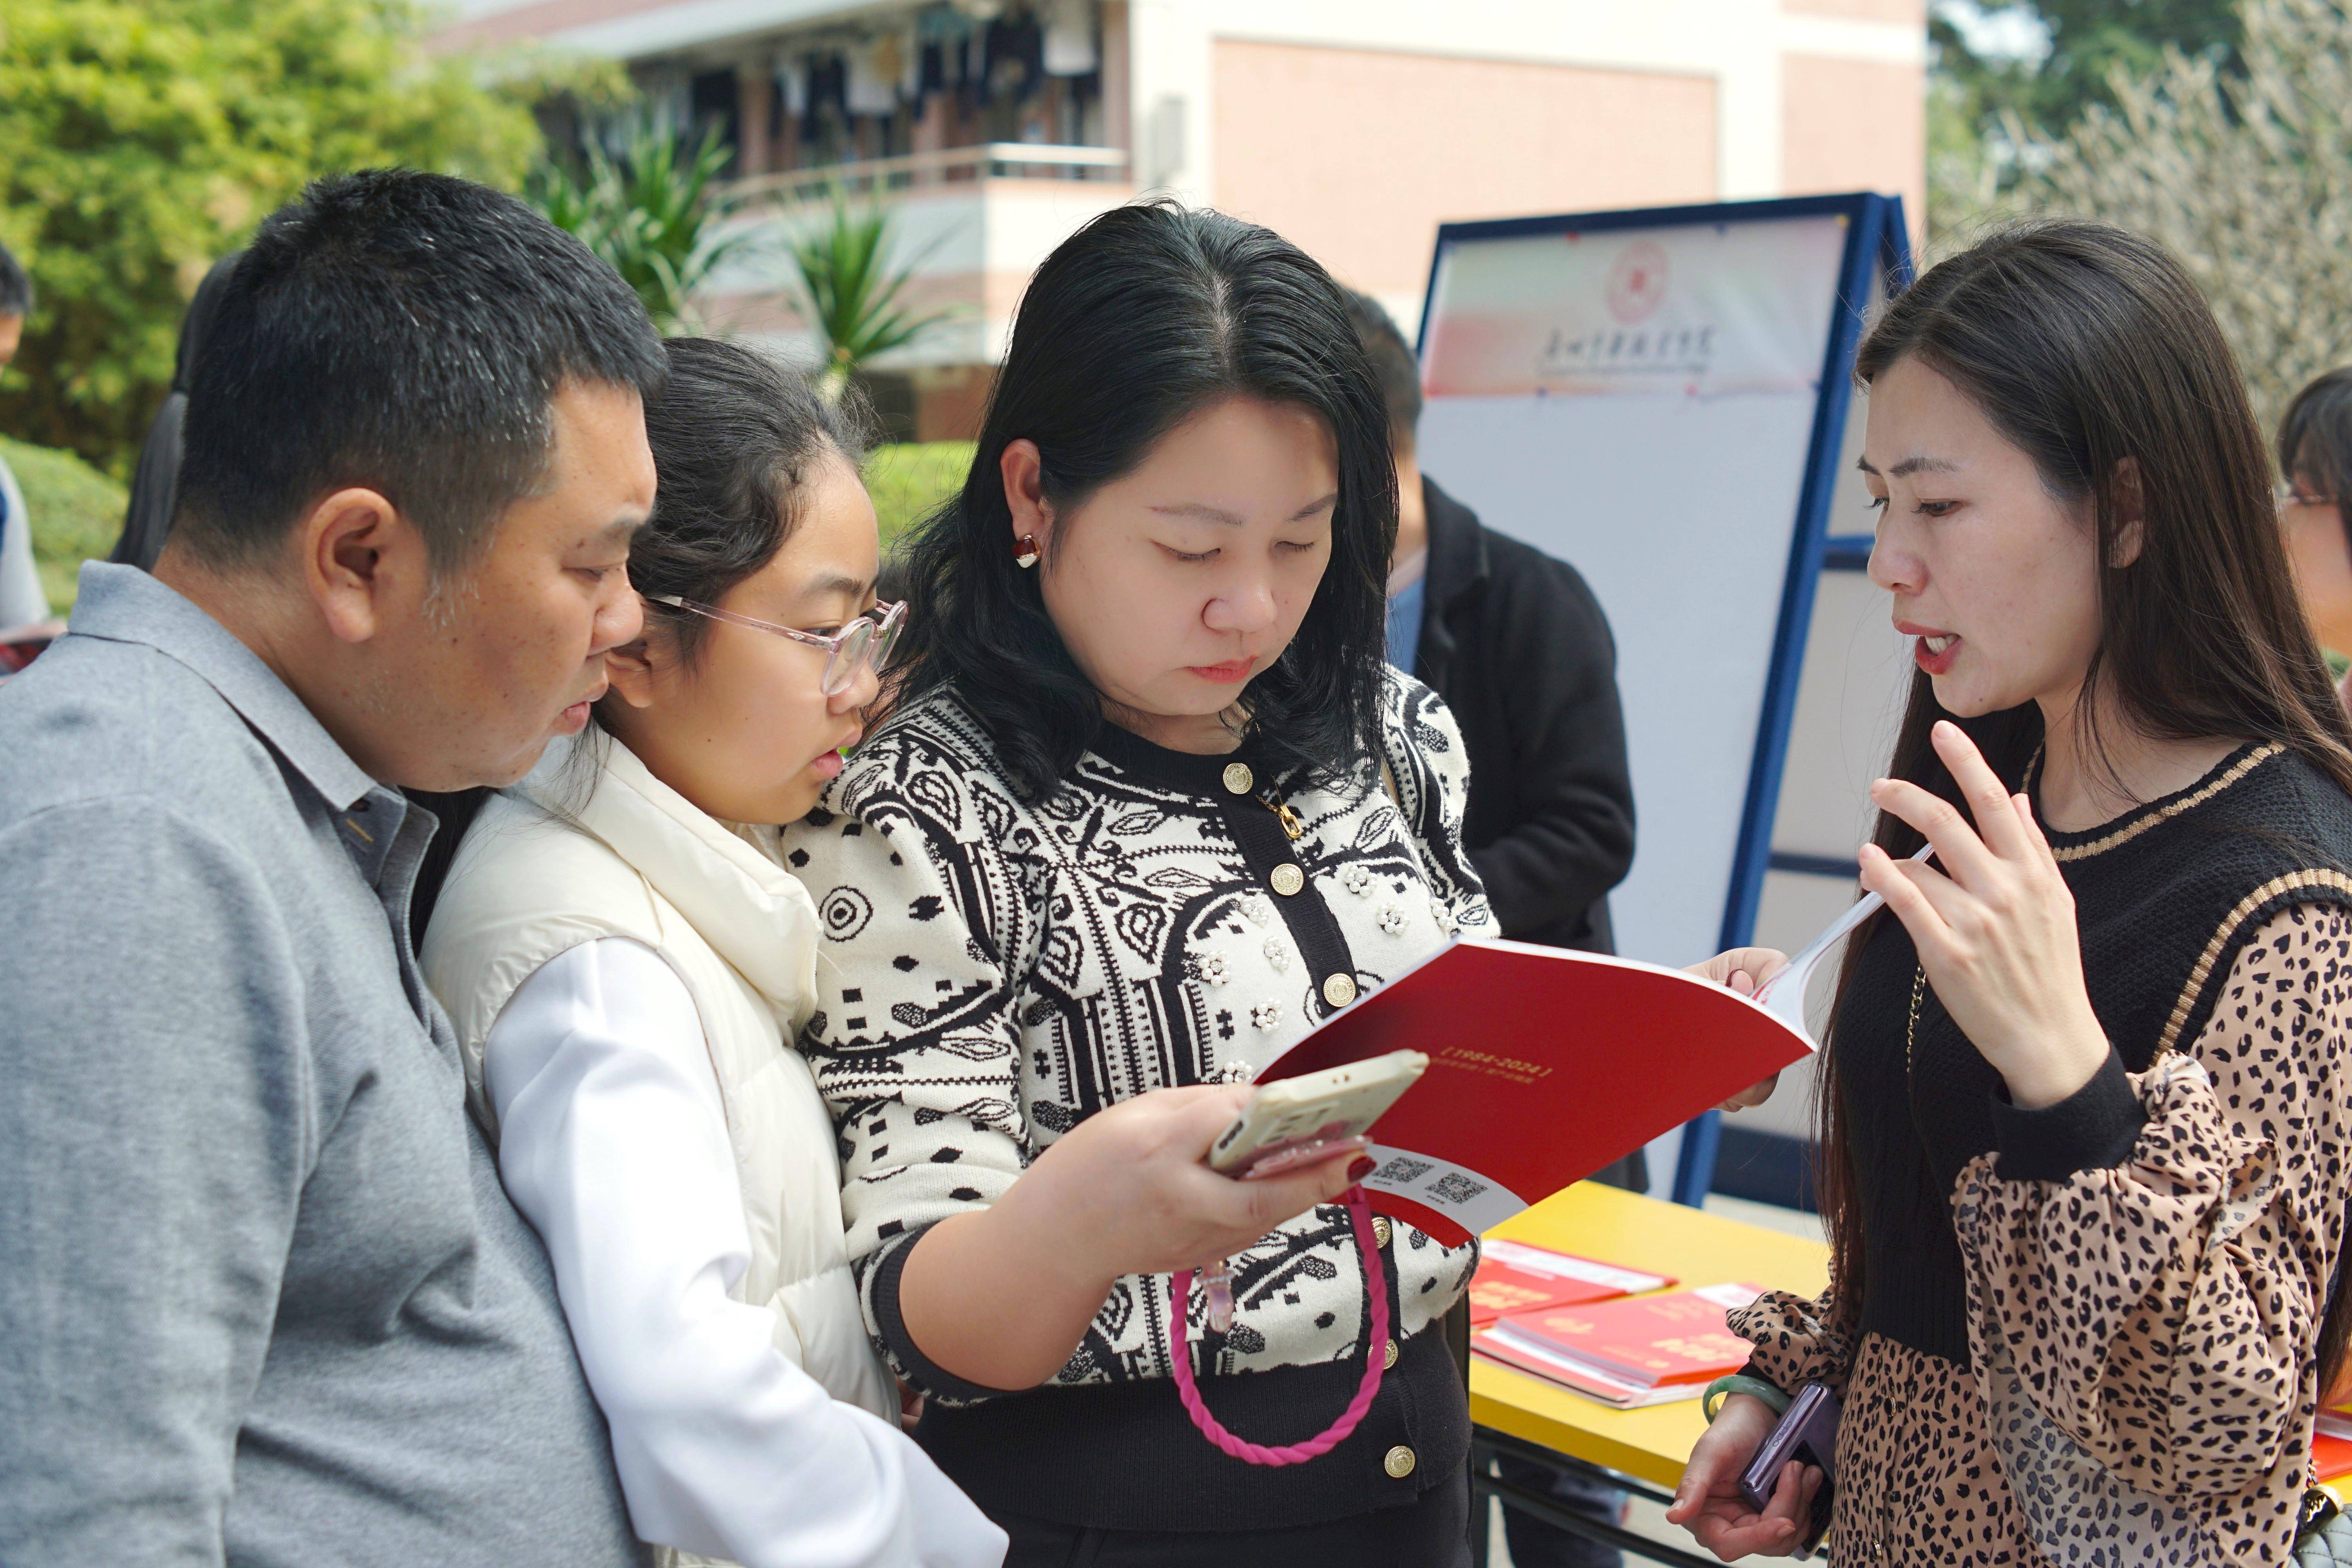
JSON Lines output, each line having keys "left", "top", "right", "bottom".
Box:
{"left": 1734, "top": 902, "right": 2352, "bottom": 1563}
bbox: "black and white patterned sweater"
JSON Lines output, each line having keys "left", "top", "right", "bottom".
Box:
{"left": 787, "top": 670, "right": 1496, "bottom": 1400}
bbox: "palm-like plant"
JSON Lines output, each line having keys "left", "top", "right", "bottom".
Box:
{"left": 528, "top": 122, "right": 753, "bottom": 332}
{"left": 786, "top": 191, "right": 955, "bottom": 403}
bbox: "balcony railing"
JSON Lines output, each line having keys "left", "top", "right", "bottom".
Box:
{"left": 726, "top": 142, "right": 1131, "bottom": 205}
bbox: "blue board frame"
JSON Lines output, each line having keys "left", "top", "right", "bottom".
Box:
{"left": 1414, "top": 192, "right": 1916, "bottom": 1207}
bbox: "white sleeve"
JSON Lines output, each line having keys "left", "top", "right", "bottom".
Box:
{"left": 0, "top": 456, "right": 50, "bottom": 630}
{"left": 484, "top": 937, "right": 1007, "bottom": 1568}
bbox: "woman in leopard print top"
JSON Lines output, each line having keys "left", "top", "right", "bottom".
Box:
{"left": 1673, "top": 222, "right": 2352, "bottom": 1563}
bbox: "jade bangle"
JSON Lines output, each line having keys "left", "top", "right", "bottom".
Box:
{"left": 1701, "top": 1374, "right": 1791, "bottom": 1424}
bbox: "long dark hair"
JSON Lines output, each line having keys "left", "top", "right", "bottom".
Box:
{"left": 1817, "top": 220, "right": 2352, "bottom": 1388}
{"left": 885, "top": 200, "right": 1399, "bottom": 801}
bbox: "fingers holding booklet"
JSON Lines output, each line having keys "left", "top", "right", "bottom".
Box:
{"left": 1682, "top": 946, "right": 1792, "bottom": 1111}
{"left": 1250, "top": 936, "right": 1817, "bottom": 1246}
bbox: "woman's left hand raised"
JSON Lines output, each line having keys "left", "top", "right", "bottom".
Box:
{"left": 1857, "top": 720, "right": 2111, "bottom": 1110}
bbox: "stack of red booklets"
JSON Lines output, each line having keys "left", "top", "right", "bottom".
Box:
{"left": 1254, "top": 938, "right": 1814, "bottom": 1247}
{"left": 1473, "top": 1282, "right": 1765, "bottom": 1408}
{"left": 1466, "top": 1239, "right": 1674, "bottom": 1327}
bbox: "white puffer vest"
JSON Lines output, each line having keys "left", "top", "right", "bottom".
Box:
{"left": 422, "top": 733, "right": 895, "bottom": 1434}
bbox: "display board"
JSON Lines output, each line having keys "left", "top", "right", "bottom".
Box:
{"left": 1413, "top": 194, "right": 1914, "bottom": 1203}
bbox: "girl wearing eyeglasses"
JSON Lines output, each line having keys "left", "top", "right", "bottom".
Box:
{"left": 419, "top": 337, "right": 1004, "bottom": 1568}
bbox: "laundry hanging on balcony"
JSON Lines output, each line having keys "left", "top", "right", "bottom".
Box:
{"left": 846, "top": 38, "right": 897, "bottom": 115}
{"left": 1043, "top": 0, "right": 1096, "bottom": 77}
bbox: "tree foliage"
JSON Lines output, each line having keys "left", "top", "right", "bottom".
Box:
{"left": 526, "top": 123, "right": 754, "bottom": 333}
{"left": 0, "top": 1, "right": 612, "bottom": 476}
{"left": 1933, "top": 0, "right": 2241, "bottom": 138}
{"left": 2017, "top": 0, "right": 2352, "bottom": 439}
{"left": 1928, "top": 0, "right": 2241, "bottom": 239}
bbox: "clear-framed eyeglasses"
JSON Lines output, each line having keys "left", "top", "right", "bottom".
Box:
{"left": 644, "top": 594, "right": 905, "bottom": 696}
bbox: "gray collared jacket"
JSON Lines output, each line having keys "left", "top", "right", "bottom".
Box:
{"left": 0, "top": 563, "right": 644, "bottom": 1568}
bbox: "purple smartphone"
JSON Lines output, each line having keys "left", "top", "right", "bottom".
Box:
{"left": 1737, "top": 1381, "right": 1838, "bottom": 1556}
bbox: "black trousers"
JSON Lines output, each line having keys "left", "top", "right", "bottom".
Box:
{"left": 995, "top": 1466, "right": 1471, "bottom": 1568}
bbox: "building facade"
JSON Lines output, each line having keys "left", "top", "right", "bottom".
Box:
{"left": 446, "top": 0, "right": 1925, "bottom": 440}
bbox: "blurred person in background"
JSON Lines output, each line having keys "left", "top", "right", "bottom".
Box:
{"left": 2278, "top": 368, "right": 2352, "bottom": 695}
{"left": 1346, "top": 289, "right": 1637, "bottom": 1568}
{"left": 0, "top": 239, "right": 49, "bottom": 633}
{"left": 1344, "top": 294, "right": 1633, "bottom": 960}
{"left": 114, "top": 252, "right": 242, "bottom": 573}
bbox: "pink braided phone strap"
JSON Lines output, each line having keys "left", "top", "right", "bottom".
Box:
{"left": 1168, "top": 1184, "right": 1390, "bottom": 1466}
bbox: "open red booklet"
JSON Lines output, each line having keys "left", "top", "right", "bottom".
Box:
{"left": 1254, "top": 937, "right": 1813, "bottom": 1246}
{"left": 1467, "top": 1239, "right": 1675, "bottom": 1326}
{"left": 1472, "top": 1283, "right": 1766, "bottom": 1407}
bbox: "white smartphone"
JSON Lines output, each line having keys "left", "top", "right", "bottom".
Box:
{"left": 1207, "top": 1050, "right": 1429, "bottom": 1177}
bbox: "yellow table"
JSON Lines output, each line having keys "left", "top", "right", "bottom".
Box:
{"left": 1470, "top": 1181, "right": 1831, "bottom": 1493}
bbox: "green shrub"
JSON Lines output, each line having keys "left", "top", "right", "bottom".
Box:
{"left": 2, "top": 435, "right": 125, "bottom": 613}
{"left": 864, "top": 441, "right": 973, "bottom": 552}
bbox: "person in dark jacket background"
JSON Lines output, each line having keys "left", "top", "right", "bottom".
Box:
{"left": 1352, "top": 294, "right": 1633, "bottom": 955}
{"left": 1349, "top": 291, "right": 1639, "bottom": 1568}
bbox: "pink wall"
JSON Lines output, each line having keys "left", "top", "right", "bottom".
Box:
{"left": 1211, "top": 42, "right": 1718, "bottom": 303}
{"left": 1781, "top": 54, "right": 1926, "bottom": 243}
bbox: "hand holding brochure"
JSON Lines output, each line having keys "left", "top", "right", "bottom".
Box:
{"left": 1254, "top": 938, "right": 1814, "bottom": 1246}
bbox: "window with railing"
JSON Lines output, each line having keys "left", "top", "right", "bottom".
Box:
{"left": 595, "top": 0, "right": 1128, "bottom": 197}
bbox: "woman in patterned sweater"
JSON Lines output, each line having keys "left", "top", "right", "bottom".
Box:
{"left": 784, "top": 204, "right": 1493, "bottom": 1564}
{"left": 1670, "top": 222, "right": 2352, "bottom": 1563}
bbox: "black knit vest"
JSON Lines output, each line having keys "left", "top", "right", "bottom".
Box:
{"left": 1838, "top": 742, "right": 2352, "bottom": 1367}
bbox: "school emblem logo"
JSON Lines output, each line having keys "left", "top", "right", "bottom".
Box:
{"left": 1606, "top": 240, "right": 1670, "bottom": 324}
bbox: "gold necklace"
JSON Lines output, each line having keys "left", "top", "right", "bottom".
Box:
{"left": 1906, "top": 965, "right": 1926, "bottom": 1082}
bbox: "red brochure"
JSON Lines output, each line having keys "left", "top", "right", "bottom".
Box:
{"left": 1473, "top": 1283, "right": 1764, "bottom": 1407}
{"left": 1467, "top": 1239, "right": 1675, "bottom": 1327}
{"left": 1254, "top": 938, "right": 1814, "bottom": 1246}
{"left": 2319, "top": 1432, "right": 2352, "bottom": 1483}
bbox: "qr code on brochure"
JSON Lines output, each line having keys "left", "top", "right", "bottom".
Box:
{"left": 1374, "top": 1156, "right": 1432, "bottom": 1185}
{"left": 1430, "top": 1171, "right": 1488, "bottom": 1205}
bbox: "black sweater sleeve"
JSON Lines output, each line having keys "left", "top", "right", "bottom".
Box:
{"left": 1464, "top": 546, "right": 1635, "bottom": 937}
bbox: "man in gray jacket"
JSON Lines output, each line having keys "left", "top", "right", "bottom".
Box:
{"left": 0, "top": 171, "right": 664, "bottom": 1566}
